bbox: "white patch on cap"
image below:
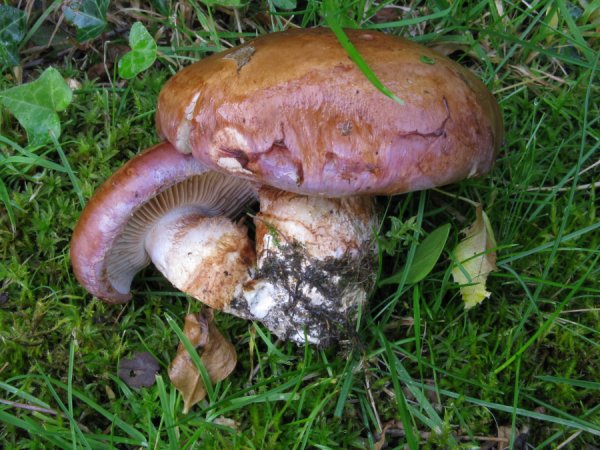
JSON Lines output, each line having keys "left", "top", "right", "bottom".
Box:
{"left": 185, "top": 91, "right": 201, "bottom": 121}
{"left": 468, "top": 161, "right": 479, "bottom": 178}
{"left": 217, "top": 157, "right": 253, "bottom": 175}
{"left": 176, "top": 120, "right": 193, "bottom": 154}
{"left": 174, "top": 91, "right": 201, "bottom": 154}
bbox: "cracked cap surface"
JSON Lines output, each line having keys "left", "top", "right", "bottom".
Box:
{"left": 156, "top": 27, "right": 503, "bottom": 197}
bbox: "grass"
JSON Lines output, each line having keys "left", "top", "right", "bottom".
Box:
{"left": 1, "top": 0, "right": 599, "bottom": 448}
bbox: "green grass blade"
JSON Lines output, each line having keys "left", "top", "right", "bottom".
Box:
{"left": 49, "top": 133, "right": 84, "bottom": 207}
{"left": 365, "top": 8, "right": 451, "bottom": 29}
{"left": 535, "top": 376, "right": 600, "bottom": 390}
{"left": 0, "top": 409, "right": 71, "bottom": 447}
{"left": 155, "top": 375, "right": 179, "bottom": 450}
{"left": 495, "top": 255, "right": 598, "bottom": 374}
{"left": 380, "top": 332, "right": 419, "bottom": 449}
{"left": 322, "top": 0, "right": 404, "bottom": 105}
{"left": 333, "top": 354, "right": 356, "bottom": 418}
{"left": 0, "top": 176, "right": 16, "bottom": 233}
{"left": 43, "top": 377, "right": 148, "bottom": 445}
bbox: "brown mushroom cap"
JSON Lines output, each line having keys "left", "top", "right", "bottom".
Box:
{"left": 156, "top": 27, "right": 503, "bottom": 197}
{"left": 71, "top": 142, "right": 256, "bottom": 303}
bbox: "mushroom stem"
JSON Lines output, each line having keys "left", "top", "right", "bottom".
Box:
{"left": 225, "top": 187, "right": 378, "bottom": 347}
{"left": 145, "top": 207, "right": 255, "bottom": 309}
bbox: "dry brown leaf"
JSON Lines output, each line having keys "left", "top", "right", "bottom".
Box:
{"left": 168, "top": 311, "right": 237, "bottom": 413}
{"left": 213, "top": 416, "right": 240, "bottom": 430}
{"left": 374, "top": 422, "right": 392, "bottom": 450}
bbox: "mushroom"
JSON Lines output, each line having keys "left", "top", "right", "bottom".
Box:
{"left": 154, "top": 28, "right": 503, "bottom": 346}
{"left": 70, "top": 142, "right": 257, "bottom": 309}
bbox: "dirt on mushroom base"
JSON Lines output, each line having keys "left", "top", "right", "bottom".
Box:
{"left": 227, "top": 239, "right": 377, "bottom": 348}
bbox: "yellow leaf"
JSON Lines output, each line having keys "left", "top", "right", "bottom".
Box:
{"left": 451, "top": 207, "right": 497, "bottom": 309}
{"left": 168, "top": 311, "right": 237, "bottom": 413}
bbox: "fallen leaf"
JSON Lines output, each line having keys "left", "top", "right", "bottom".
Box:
{"left": 118, "top": 351, "right": 160, "bottom": 388}
{"left": 451, "top": 206, "right": 497, "bottom": 309}
{"left": 169, "top": 311, "right": 237, "bottom": 413}
{"left": 372, "top": 6, "right": 400, "bottom": 23}
{"left": 213, "top": 416, "right": 240, "bottom": 430}
{"left": 374, "top": 422, "right": 393, "bottom": 450}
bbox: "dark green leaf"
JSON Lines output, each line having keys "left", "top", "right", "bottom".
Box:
{"left": 380, "top": 224, "right": 451, "bottom": 286}
{"left": 0, "top": 67, "right": 73, "bottom": 145}
{"left": 118, "top": 22, "right": 158, "bottom": 79}
{"left": 63, "top": 0, "right": 109, "bottom": 42}
{"left": 0, "top": 5, "right": 27, "bottom": 67}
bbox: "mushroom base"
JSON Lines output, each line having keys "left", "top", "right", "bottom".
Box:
{"left": 226, "top": 241, "right": 375, "bottom": 347}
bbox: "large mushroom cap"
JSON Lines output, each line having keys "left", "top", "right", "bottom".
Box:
{"left": 156, "top": 27, "right": 503, "bottom": 197}
{"left": 71, "top": 142, "right": 256, "bottom": 303}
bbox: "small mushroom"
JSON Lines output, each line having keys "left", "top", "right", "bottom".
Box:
{"left": 155, "top": 28, "right": 503, "bottom": 346}
{"left": 70, "top": 142, "right": 257, "bottom": 308}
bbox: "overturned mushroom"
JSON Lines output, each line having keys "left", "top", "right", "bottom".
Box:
{"left": 70, "top": 142, "right": 257, "bottom": 308}
{"left": 156, "top": 28, "right": 503, "bottom": 345}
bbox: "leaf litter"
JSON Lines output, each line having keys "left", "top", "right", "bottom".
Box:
{"left": 451, "top": 206, "right": 498, "bottom": 309}
{"left": 118, "top": 351, "right": 160, "bottom": 388}
{"left": 169, "top": 311, "right": 237, "bottom": 413}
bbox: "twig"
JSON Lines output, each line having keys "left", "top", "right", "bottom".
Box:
{"left": 556, "top": 430, "right": 582, "bottom": 449}
{"left": 0, "top": 398, "right": 61, "bottom": 416}
{"left": 365, "top": 372, "right": 383, "bottom": 432}
{"left": 526, "top": 181, "right": 600, "bottom": 192}
{"left": 432, "top": 188, "right": 480, "bottom": 208}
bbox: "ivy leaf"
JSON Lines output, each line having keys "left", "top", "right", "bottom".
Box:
{"left": 118, "top": 22, "right": 158, "bottom": 79}
{"left": 451, "top": 207, "right": 498, "bottom": 309}
{"left": 63, "top": 0, "right": 109, "bottom": 42}
{"left": 0, "top": 5, "right": 27, "bottom": 67}
{"left": 169, "top": 312, "right": 237, "bottom": 413}
{"left": 0, "top": 67, "right": 73, "bottom": 145}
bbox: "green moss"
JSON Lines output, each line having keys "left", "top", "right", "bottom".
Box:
{"left": 1, "top": 0, "right": 599, "bottom": 448}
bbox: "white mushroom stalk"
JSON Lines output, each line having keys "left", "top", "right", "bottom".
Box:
{"left": 225, "top": 188, "right": 379, "bottom": 346}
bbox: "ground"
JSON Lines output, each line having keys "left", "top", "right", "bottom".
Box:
{"left": 0, "top": 1, "right": 598, "bottom": 448}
